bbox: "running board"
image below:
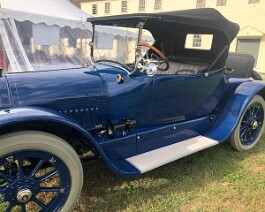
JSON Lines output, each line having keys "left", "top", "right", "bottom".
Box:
{"left": 126, "top": 136, "right": 219, "bottom": 173}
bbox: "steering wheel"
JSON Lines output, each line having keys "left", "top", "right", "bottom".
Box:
{"left": 139, "top": 42, "right": 169, "bottom": 71}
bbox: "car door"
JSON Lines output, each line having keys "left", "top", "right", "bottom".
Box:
{"left": 151, "top": 70, "right": 225, "bottom": 124}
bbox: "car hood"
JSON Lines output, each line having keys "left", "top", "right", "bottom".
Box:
{"left": 5, "top": 67, "right": 105, "bottom": 106}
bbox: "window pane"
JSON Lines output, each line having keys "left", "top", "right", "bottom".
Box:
{"left": 121, "top": 0, "right": 127, "bottom": 13}
{"left": 92, "top": 4, "right": 97, "bottom": 15}
{"left": 248, "top": 0, "right": 260, "bottom": 4}
{"left": 196, "top": 0, "right": 206, "bottom": 8}
{"left": 154, "top": 0, "right": 162, "bottom": 10}
{"left": 185, "top": 34, "right": 213, "bottom": 50}
{"left": 105, "top": 2, "right": 110, "bottom": 14}
{"left": 139, "top": 0, "right": 146, "bottom": 11}
{"left": 216, "top": 0, "right": 227, "bottom": 6}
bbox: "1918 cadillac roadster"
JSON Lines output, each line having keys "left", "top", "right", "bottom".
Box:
{"left": 1, "top": 8, "right": 265, "bottom": 211}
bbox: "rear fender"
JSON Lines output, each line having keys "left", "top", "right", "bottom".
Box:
{"left": 0, "top": 107, "right": 137, "bottom": 176}
{"left": 205, "top": 81, "right": 265, "bottom": 142}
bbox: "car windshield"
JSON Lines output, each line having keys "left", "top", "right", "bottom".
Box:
{"left": 93, "top": 25, "right": 155, "bottom": 70}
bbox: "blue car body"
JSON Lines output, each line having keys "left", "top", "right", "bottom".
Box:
{"left": 1, "top": 64, "right": 264, "bottom": 176}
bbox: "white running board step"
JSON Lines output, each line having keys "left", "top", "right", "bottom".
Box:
{"left": 126, "top": 136, "right": 219, "bottom": 173}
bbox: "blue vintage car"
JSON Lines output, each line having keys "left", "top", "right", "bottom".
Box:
{"left": 0, "top": 8, "right": 265, "bottom": 211}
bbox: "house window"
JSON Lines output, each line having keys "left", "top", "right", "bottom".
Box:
{"left": 92, "top": 4, "right": 97, "bottom": 15}
{"left": 193, "top": 34, "right": 202, "bottom": 47}
{"left": 248, "top": 0, "right": 260, "bottom": 4}
{"left": 154, "top": 0, "right": 162, "bottom": 10}
{"left": 121, "top": 0, "right": 127, "bottom": 13}
{"left": 216, "top": 0, "right": 227, "bottom": 6}
{"left": 196, "top": 0, "right": 206, "bottom": 8}
{"left": 105, "top": 2, "right": 110, "bottom": 14}
{"left": 139, "top": 0, "right": 146, "bottom": 11}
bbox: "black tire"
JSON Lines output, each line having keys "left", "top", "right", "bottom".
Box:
{"left": 0, "top": 131, "right": 83, "bottom": 211}
{"left": 230, "top": 95, "right": 265, "bottom": 151}
{"left": 251, "top": 70, "right": 262, "bottom": 80}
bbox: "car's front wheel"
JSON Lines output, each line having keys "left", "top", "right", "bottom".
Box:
{"left": 230, "top": 95, "right": 265, "bottom": 151}
{"left": 0, "top": 131, "right": 83, "bottom": 211}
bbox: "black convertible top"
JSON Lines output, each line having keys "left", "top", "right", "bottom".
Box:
{"left": 88, "top": 8, "right": 240, "bottom": 70}
{"left": 87, "top": 8, "right": 239, "bottom": 43}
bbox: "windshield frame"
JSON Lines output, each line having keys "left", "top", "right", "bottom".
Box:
{"left": 90, "top": 21, "right": 145, "bottom": 75}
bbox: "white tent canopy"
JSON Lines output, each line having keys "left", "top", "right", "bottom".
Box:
{"left": 0, "top": 0, "right": 95, "bottom": 72}
{"left": 0, "top": 0, "right": 153, "bottom": 73}
{"left": 0, "top": 0, "right": 91, "bottom": 28}
{"left": 0, "top": 0, "right": 149, "bottom": 39}
{"left": 0, "top": 0, "right": 134, "bottom": 35}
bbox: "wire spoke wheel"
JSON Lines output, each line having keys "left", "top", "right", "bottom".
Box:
{"left": 240, "top": 104, "right": 263, "bottom": 145}
{"left": 230, "top": 95, "right": 265, "bottom": 151}
{"left": 0, "top": 131, "right": 83, "bottom": 211}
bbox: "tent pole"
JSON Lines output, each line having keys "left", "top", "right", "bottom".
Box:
{"left": 2, "top": 42, "right": 8, "bottom": 73}
{"left": 0, "top": 20, "right": 21, "bottom": 72}
{"left": 80, "top": 24, "right": 84, "bottom": 66}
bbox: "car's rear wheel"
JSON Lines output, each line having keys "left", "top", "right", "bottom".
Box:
{"left": 230, "top": 95, "right": 265, "bottom": 151}
{"left": 0, "top": 131, "right": 83, "bottom": 212}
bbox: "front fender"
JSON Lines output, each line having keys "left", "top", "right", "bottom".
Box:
{"left": 205, "top": 81, "right": 265, "bottom": 142}
{"left": 0, "top": 107, "right": 139, "bottom": 176}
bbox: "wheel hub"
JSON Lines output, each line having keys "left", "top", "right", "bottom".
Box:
{"left": 251, "top": 120, "right": 259, "bottom": 130}
{"left": 17, "top": 188, "right": 32, "bottom": 203}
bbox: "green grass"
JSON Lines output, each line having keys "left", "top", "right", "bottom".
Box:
{"left": 74, "top": 135, "right": 265, "bottom": 212}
